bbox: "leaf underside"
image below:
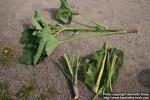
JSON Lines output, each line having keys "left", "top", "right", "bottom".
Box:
{"left": 56, "top": 0, "right": 77, "bottom": 24}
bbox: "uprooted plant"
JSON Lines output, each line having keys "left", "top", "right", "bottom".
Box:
{"left": 20, "top": 11, "right": 137, "bottom": 65}
{"left": 56, "top": 53, "right": 81, "bottom": 99}
{"left": 84, "top": 43, "right": 124, "bottom": 99}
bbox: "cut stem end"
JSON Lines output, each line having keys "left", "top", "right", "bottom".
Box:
{"left": 73, "top": 84, "right": 79, "bottom": 100}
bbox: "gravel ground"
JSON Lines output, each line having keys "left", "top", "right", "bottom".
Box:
{"left": 0, "top": 0, "right": 150, "bottom": 100}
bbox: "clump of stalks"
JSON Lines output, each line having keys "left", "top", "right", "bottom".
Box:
{"left": 57, "top": 53, "right": 82, "bottom": 99}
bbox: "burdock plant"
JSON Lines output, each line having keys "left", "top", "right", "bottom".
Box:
{"left": 57, "top": 53, "right": 81, "bottom": 99}
{"left": 20, "top": 11, "right": 137, "bottom": 65}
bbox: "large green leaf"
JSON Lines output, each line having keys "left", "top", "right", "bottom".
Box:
{"left": 20, "top": 11, "right": 63, "bottom": 65}
{"left": 31, "top": 12, "right": 66, "bottom": 64}
{"left": 33, "top": 26, "right": 57, "bottom": 65}
{"left": 19, "top": 29, "right": 38, "bottom": 64}
{"left": 19, "top": 29, "right": 48, "bottom": 65}
{"left": 84, "top": 48, "right": 124, "bottom": 96}
{"left": 20, "top": 12, "right": 52, "bottom": 65}
{"left": 84, "top": 49, "right": 105, "bottom": 91}
{"left": 45, "top": 38, "right": 62, "bottom": 56}
{"left": 32, "top": 11, "right": 49, "bottom": 29}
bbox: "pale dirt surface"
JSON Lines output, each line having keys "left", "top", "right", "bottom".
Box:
{"left": 0, "top": 0, "right": 150, "bottom": 100}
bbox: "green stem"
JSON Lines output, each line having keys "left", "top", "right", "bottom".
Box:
{"left": 108, "top": 55, "right": 117, "bottom": 91}
{"left": 74, "top": 65, "right": 78, "bottom": 85}
{"left": 94, "top": 43, "right": 108, "bottom": 93}
{"left": 73, "top": 84, "right": 79, "bottom": 100}
{"left": 74, "top": 54, "right": 80, "bottom": 85}
{"left": 78, "top": 11, "right": 106, "bottom": 29}
{"left": 53, "top": 24, "right": 137, "bottom": 37}
{"left": 53, "top": 27, "right": 96, "bottom": 36}
{"left": 64, "top": 53, "right": 73, "bottom": 77}
{"left": 93, "top": 84, "right": 105, "bottom": 100}
{"left": 53, "top": 28, "right": 67, "bottom": 37}
{"left": 93, "top": 53, "right": 118, "bottom": 100}
{"left": 33, "top": 41, "right": 45, "bottom": 65}
{"left": 62, "top": 30, "right": 127, "bottom": 44}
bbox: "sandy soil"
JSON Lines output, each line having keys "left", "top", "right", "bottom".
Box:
{"left": 0, "top": 0, "right": 150, "bottom": 100}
